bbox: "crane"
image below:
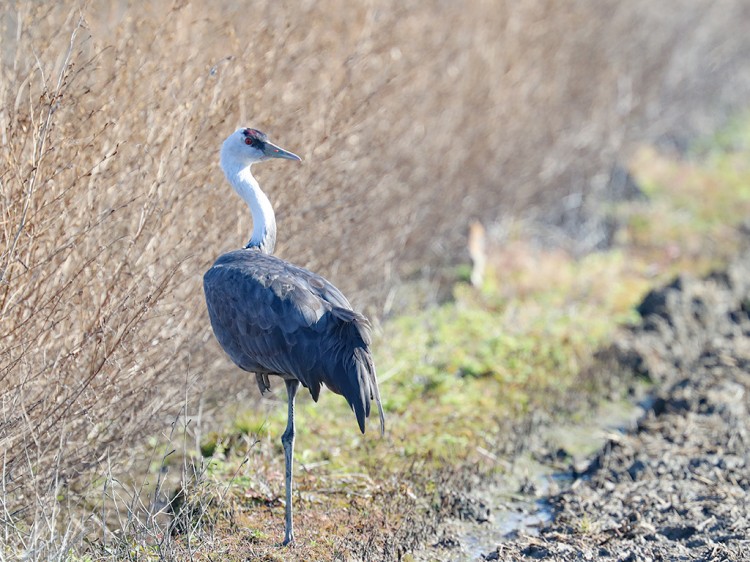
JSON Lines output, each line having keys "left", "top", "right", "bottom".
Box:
{"left": 203, "top": 128, "right": 385, "bottom": 545}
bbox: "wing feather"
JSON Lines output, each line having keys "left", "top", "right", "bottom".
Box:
{"left": 204, "top": 249, "right": 384, "bottom": 433}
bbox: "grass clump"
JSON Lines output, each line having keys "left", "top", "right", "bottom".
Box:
{"left": 621, "top": 123, "right": 750, "bottom": 273}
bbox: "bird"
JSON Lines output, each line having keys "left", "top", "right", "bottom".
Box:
{"left": 203, "top": 127, "right": 385, "bottom": 546}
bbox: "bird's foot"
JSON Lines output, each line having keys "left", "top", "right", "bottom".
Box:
{"left": 282, "top": 532, "right": 295, "bottom": 546}
{"left": 255, "top": 373, "right": 272, "bottom": 395}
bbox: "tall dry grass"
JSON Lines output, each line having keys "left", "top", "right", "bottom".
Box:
{"left": 1, "top": 0, "right": 749, "bottom": 553}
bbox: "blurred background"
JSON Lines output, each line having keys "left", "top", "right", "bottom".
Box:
{"left": 2, "top": 0, "right": 750, "bottom": 550}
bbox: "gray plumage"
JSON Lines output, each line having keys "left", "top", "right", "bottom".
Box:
{"left": 203, "top": 127, "right": 384, "bottom": 545}
{"left": 204, "top": 249, "right": 383, "bottom": 434}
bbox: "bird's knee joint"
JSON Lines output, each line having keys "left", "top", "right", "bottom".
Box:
{"left": 281, "top": 428, "right": 295, "bottom": 445}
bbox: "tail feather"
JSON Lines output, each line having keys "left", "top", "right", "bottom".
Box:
{"left": 354, "top": 347, "right": 385, "bottom": 436}
{"left": 326, "top": 308, "right": 384, "bottom": 435}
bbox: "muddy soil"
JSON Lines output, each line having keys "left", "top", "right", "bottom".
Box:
{"left": 420, "top": 253, "right": 750, "bottom": 561}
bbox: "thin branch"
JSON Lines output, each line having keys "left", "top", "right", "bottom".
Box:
{"left": 0, "top": 18, "right": 84, "bottom": 285}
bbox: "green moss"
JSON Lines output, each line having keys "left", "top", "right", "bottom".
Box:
{"left": 246, "top": 527, "right": 269, "bottom": 542}
{"left": 200, "top": 432, "right": 220, "bottom": 458}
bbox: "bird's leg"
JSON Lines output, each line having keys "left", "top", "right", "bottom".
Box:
{"left": 281, "top": 379, "right": 300, "bottom": 546}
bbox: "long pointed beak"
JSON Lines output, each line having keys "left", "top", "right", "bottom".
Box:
{"left": 263, "top": 141, "right": 301, "bottom": 161}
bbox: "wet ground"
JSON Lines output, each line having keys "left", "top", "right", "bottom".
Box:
{"left": 416, "top": 253, "right": 750, "bottom": 561}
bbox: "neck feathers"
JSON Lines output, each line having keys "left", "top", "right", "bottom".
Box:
{"left": 221, "top": 160, "right": 277, "bottom": 254}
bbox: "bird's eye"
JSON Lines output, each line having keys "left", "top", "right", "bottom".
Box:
{"left": 244, "top": 138, "right": 252, "bottom": 145}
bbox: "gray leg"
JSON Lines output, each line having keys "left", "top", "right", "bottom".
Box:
{"left": 281, "top": 379, "right": 300, "bottom": 546}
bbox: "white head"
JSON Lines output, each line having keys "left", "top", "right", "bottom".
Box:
{"left": 219, "top": 128, "right": 300, "bottom": 254}
{"left": 220, "top": 128, "right": 301, "bottom": 171}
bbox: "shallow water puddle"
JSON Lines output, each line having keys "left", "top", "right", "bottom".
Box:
{"left": 418, "top": 393, "right": 650, "bottom": 561}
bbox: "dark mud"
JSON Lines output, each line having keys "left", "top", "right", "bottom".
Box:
{"left": 420, "top": 253, "right": 750, "bottom": 561}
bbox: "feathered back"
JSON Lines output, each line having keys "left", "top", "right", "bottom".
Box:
{"left": 204, "top": 249, "right": 384, "bottom": 434}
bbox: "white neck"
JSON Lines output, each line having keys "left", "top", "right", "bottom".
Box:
{"left": 221, "top": 159, "right": 277, "bottom": 254}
